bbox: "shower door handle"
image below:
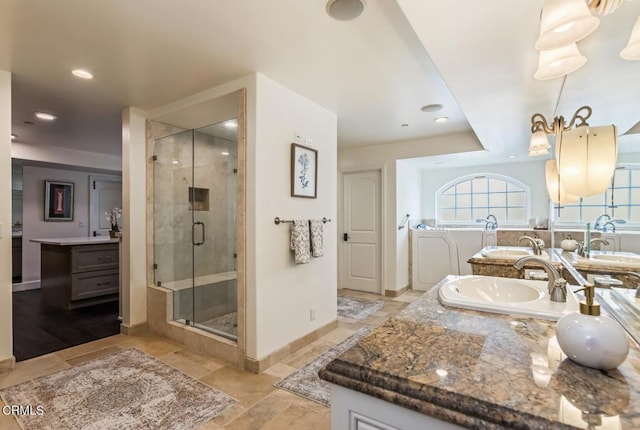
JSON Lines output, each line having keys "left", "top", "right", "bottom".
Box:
{"left": 193, "top": 221, "right": 205, "bottom": 246}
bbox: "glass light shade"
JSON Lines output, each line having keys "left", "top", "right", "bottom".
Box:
{"left": 620, "top": 15, "right": 640, "bottom": 60}
{"left": 555, "top": 125, "right": 618, "bottom": 198}
{"left": 529, "top": 130, "right": 551, "bottom": 151}
{"left": 535, "top": 0, "right": 600, "bottom": 51}
{"left": 545, "top": 159, "right": 579, "bottom": 204}
{"left": 534, "top": 43, "right": 587, "bottom": 80}
{"left": 529, "top": 148, "right": 550, "bottom": 157}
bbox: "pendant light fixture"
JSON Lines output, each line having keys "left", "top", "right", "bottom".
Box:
{"left": 620, "top": 14, "right": 640, "bottom": 60}
{"left": 555, "top": 124, "right": 618, "bottom": 197}
{"left": 534, "top": 43, "right": 587, "bottom": 80}
{"left": 535, "top": 0, "right": 600, "bottom": 51}
{"left": 545, "top": 159, "right": 579, "bottom": 204}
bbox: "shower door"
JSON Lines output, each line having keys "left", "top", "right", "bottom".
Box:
{"left": 153, "top": 120, "right": 238, "bottom": 341}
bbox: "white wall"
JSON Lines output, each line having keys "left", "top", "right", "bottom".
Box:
{"left": 21, "top": 165, "right": 122, "bottom": 282}
{"left": 253, "top": 74, "right": 337, "bottom": 359}
{"left": 338, "top": 132, "right": 482, "bottom": 292}
{"left": 12, "top": 142, "right": 121, "bottom": 172}
{"left": 0, "top": 70, "right": 13, "bottom": 363}
{"left": 395, "top": 159, "right": 422, "bottom": 289}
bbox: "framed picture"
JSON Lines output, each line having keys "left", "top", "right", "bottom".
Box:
{"left": 291, "top": 143, "right": 318, "bottom": 198}
{"left": 44, "top": 180, "right": 74, "bottom": 221}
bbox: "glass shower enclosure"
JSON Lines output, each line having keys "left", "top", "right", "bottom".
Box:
{"left": 153, "top": 120, "right": 238, "bottom": 341}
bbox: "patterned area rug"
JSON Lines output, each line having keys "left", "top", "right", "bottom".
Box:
{"left": 274, "top": 326, "right": 372, "bottom": 407}
{"left": 337, "top": 295, "right": 385, "bottom": 320}
{"left": 0, "top": 348, "right": 237, "bottom": 430}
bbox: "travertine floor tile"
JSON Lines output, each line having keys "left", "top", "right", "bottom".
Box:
{"left": 0, "top": 401, "right": 21, "bottom": 430}
{"left": 53, "top": 334, "right": 128, "bottom": 360}
{"left": 201, "top": 366, "right": 280, "bottom": 408}
{"left": 318, "top": 327, "right": 356, "bottom": 344}
{"left": 0, "top": 354, "right": 70, "bottom": 389}
{"left": 195, "top": 418, "right": 225, "bottom": 429}
{"left": 262, "top": 362, "right": 297, "bottom": 379}
{"left": 261, "top": 404, "right": 330, "bottom": 430}
{"left": 223, "top": 389, "right": 290, "bottom": 430}
{"left": 158, "top": 349, "right": 223, "bottom": 380}
{"left": 281, "top": 340, "right": 334, "bottom": 368}
{"left": 66, "top": 345, "right": 123, "bottom": 366}
{"left": 118, "top": 334, "right": 183, "bottom": 357}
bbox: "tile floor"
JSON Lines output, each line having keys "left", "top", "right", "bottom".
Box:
{"left": 0, "top": 288, "right": 422, "bottom": 430}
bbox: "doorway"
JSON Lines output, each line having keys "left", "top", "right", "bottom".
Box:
{"left": 341, "top": 169, "right": 382, "bottom": 294}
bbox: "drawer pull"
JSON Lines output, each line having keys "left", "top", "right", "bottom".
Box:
{"left": 97, "top": 282, "right": 112, "bottom": 286}
{"left": 96, "top": 256, "right": 113, "bottom": 261}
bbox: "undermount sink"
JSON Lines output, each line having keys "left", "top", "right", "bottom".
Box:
{"left": 579, "top": 251, "right": 640, "bottom": 268}
{"left": 481, "top": 247, "right": 549, "bottom": 260}
{"left": 439, "top": 276, "right": 579, "bottom": 320}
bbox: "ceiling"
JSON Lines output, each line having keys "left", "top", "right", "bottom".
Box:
{"left": 2, "top": 0, "right": 639, "bottom": 165}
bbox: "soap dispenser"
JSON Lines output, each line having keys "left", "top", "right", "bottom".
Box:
{"left": 556, "top": 283, "right": 629, "bottom": 370}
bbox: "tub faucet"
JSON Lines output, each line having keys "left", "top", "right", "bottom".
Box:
{"left": 514, "top": 256, "right": 567, "bottom": 302}
{"left": 486, "top": 214, "right": 498, "bottom": 230}
{"left": 602, "top": 219, "right": 626, "bottom": 233}
{"left": 594, "top": 214, "right": 611, "bottom": 231}
{"left": 517, "top": 235, "right": 544, "bottom": 255}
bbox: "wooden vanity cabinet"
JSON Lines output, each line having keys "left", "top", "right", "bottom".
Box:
{"left": 41, "top": 243, "right": 119, "bottom": 309}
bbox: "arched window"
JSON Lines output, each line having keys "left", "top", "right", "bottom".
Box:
{"left": 553, "top": 164, "right": 640, "bottom": 227}
{"left": 436, "top": 173, "right": 530, "bottom": 226}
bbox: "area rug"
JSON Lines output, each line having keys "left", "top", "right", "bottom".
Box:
{"left": 0, "top": 348, "right": 237, "bottom": 430}
{"left": 274, "top": 326, "right": 372, "bottom": 407}
{"left": 337, "top": 295, "right": 385, "bottom": 320}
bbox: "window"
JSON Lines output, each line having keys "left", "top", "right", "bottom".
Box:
{"left": 436, "top": 174, "right": 530, "bottom": 226}
{"left": 553, "top": 164, "right": 640, "bottom": 227}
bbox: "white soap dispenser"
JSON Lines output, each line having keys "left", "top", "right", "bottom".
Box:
{"left": 555, "top": 283, "right": 629, "bottom": 370}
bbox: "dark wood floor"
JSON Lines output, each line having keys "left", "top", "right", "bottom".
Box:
{"left": 12, "top": 289, "right": 121, "bottom": 362}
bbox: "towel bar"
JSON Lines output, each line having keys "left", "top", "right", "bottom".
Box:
{"left": 274, "top": 217, "right": 332, "bottom": 225}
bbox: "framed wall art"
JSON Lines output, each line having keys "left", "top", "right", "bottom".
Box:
{"left": 44, "top": 180, "right": 74, "bottom": 221}
{"left": 291, "top": 143, "right": 317, "bottom": 198}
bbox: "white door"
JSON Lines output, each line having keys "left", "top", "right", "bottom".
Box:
{"left": 90, "top": 175, "right": 122, "bottom": 237}
{"left": 342, "top": 170, "right": 381, "bottom": 294}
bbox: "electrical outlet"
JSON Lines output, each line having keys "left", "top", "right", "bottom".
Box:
{"left": 310, "top": 307, "right": 316, "bottom": 321}
{"left": 79, "top": 221, "right": 85, "bottom": 227}
{"left": 293, "top": 132, "right": 303, "bottom": 143}
{"left": 304, "top": 138, "right": 313, "bottom": 146}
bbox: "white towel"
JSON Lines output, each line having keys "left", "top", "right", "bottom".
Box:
{"left": 309, "top": 219, "right": 324, "bottom": 257}
{"left": 290, "top": 220, "right": 311, "bottom": 264}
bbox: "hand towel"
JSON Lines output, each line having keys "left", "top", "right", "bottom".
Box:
{"left": 309, "top": 219, "right": 324, "bottom": 257}
{"left": 290, "top": 220, "right": 311, "bottom": 264}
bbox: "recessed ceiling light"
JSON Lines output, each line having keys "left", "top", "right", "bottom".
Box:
{"left": 508, "top": 154, "right": 518, "bottom": 159}
{"left": 224, "top": 119, "right": 237, "bottom": 128}
{"left": 24, "top": 121, "right": 34, "bottom": 125}
{"left": 421, "top": 103, "right": 444, "bottom": 113}
{"left": 221, "top": 151, "right": 230, "bottom": 156}
{"left": 326, "top": 0, "right": 365, "bottom": 21}
{"left": 72, "top": 69, "right": 93, "bottom": 79}
{"left": 34, "top": 112, "right": 57, "bottom": 121}
{"left": 434, "top": 117, "right": 449, "bottom": 123}
{"left": 401, "top": 123, "right": 409, "bottom": 127}
{"left": 435, "top": 161, "right": 445, "bottom": 165}
{"left": 11, "top": 134, "right": 17, "bottom": 140}
{"left": 172, "top": 160, "right": 179, "bottom": 165}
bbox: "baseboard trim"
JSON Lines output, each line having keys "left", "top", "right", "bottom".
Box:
{"left": 385, "top": 285, "right": 409, "bottom": 297}
{"left": 120, "top": 322, "right": 148, "bottom": 336}
{"left": 0, "top": 355, "right": 16, "bottom": 372}
{"left": 244, "top": 318, "right": 339, "bottom": 374}
{"left": 12, "top": 280, "right": 41, "bottom": 292}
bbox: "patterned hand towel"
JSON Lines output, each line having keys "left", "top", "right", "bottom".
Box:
{"left": 290, "top": 220, "right": 311, "bottom": 264}
{"left": 309, "top": 219, "right": 324, "bottom": 257}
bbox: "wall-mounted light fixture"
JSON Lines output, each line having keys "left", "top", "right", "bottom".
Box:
{"left": 529, "top": 105, "right": 618, "bottom": 203}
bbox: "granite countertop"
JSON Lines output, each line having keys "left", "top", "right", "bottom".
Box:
{"left": 467, "top": 246, "right": 564, "bottom": 267}
{"left": 30, "top": 236, "right": 119, "bottom": 246}
{"left": 319, "top": 276, "right": 640, "bottom": 429}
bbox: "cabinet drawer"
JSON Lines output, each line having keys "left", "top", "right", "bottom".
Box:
{"left": 71, "top": 269, "right": 119, "bottom": 300}
{"left": 71, "top": 245, "right": 119, "bottom": 273}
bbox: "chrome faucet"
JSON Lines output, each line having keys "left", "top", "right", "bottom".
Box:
{"left": 576, "top": 238, "right": 610, "bottom": 257}
{"left": 514, "top": 256, "right": 567, "bottom": 302}
{"left": 594, "top": 214, "right": 611, "bottom": 231}
{"left": 476, "top": 214, "right": 498, "bottom": 230}
{"left": 602, "top": 219, "right": 626, "bottom": 233}
{"left": 517, "top": 235, "right": 544, "bottom": 255}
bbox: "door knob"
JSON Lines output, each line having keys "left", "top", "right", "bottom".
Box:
{"left": 343, "top": 233, "right": 349, "bottom": 242}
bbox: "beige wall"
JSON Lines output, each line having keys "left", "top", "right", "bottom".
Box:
{"left": 0, "top": 69, "right": 13, "bottom": 363}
